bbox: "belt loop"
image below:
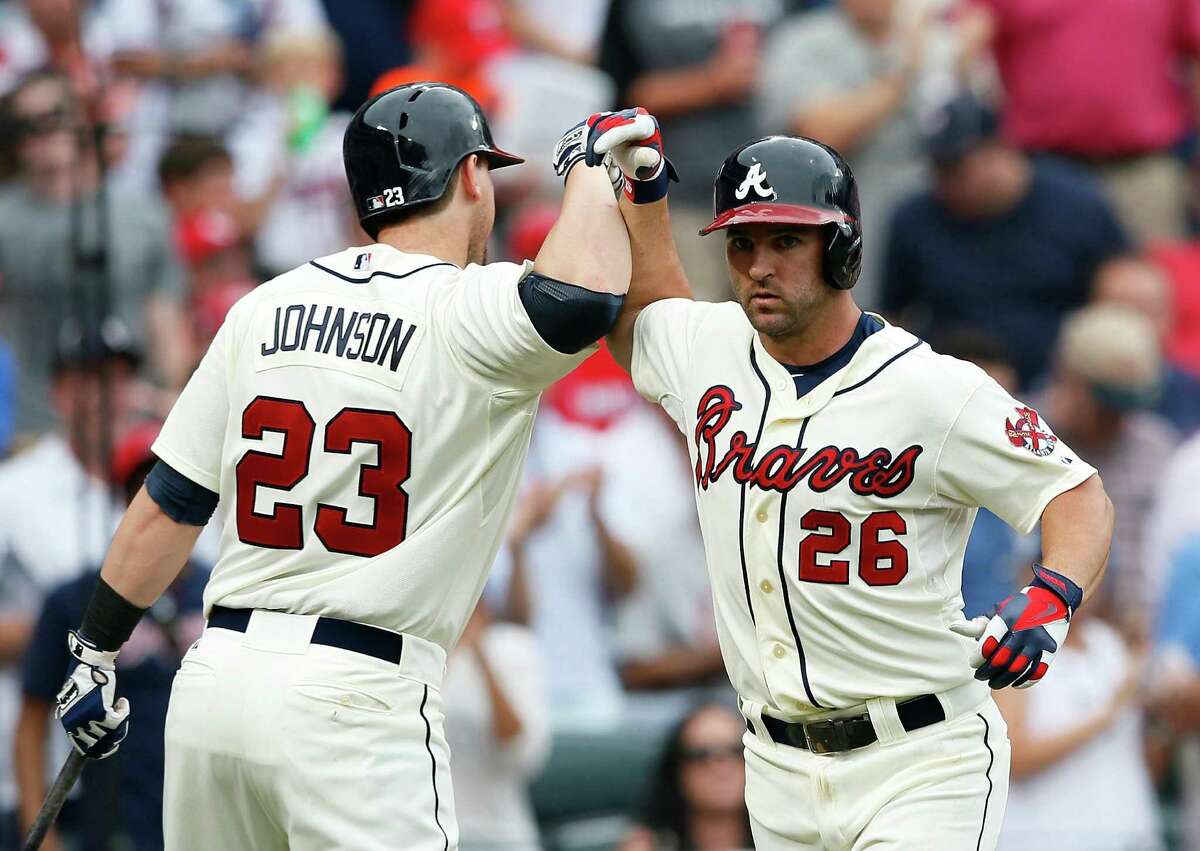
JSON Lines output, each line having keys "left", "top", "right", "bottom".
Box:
{"left": 740, "top": 698, "right": 774, "bottom": 748}
{"left": 936, "top": 678, "right": 988, "bottom": 723}
{"left": 865, "top": 697, "right": 906, "bottom": 745}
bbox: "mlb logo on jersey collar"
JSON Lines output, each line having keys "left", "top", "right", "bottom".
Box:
{"left": 354, "top": 252, "right": 373, "bottom": 271}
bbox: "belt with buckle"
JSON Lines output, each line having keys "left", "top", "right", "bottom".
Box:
{"left": 208, "top": 606, "right": 404, "bottom": 665}
{"left": 749, "top": 694, "right": 945, "bottom": 755}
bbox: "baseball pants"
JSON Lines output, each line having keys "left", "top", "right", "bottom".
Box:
{"left": 162, "top": 609, "right": 455, "bottom": 851}
{"left": 743, "top": 690, "right": 1010, "bottom": 851}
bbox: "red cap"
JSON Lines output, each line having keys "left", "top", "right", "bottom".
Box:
{"left": 543, "top": 343, "right": 640, "bottom": 432}
{"left": 110, "top": 420, "right": 164, "bottom": 488}
{"left": 699, "top": 202, "right": 852, "bottom": 236}
{"left": 175, "top": 209, "right": 241, "bottom": 267}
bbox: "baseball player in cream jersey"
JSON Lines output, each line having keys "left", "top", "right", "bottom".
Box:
{"left": 46, "top": 84, "right": 633, "bottom": 850}
{"left": 590, "top": 117, "right": 1115, "bottom": 849}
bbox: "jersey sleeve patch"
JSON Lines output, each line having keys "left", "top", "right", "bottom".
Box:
{"left": 1004, "top": 406, "right": 1058, "bottom": 458}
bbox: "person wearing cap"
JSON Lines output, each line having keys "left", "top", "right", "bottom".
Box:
{"left": 44, "top": 82, "right": 632, "bottom": 850}
{"left": 881, "top": 91, "right": 1131, "bottom": 388}
{"left": 13, "top": 421, "right": 209, "bottom": 851}
{"left": 1037, "top": 303, "right": 1180, "bottom": 630}
{"left": 0, "top": 320, "right": 142, "bottom": 846}
{"left": 1090, "top": 257, "right": 1200, "bottom": 437}
{"left": 594, "top": 112, "right": 1113, "bottom": 848}
{"left": 757, "top": 0, "right": 966, "bottom": 308}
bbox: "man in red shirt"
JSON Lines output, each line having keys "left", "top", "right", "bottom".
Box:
{"left": 964, "top": 0, "right": 1200, "bottom": 243}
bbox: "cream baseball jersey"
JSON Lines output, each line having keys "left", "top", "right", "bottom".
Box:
{"left": 152, "top": 244, "right": 592, "bottom": 650}
{"left": 633, "top": 300, "right": 1096, "bottom": 718}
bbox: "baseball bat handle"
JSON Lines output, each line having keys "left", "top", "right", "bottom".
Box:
{"left": 21, "top": 750, "right": 87, "bottom": 851}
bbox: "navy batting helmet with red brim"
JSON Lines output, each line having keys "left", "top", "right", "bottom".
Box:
{"left": 701, "top": 136, "right": 863, "bottom": 290}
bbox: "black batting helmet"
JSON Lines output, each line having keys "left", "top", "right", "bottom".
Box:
{"left": 700, "top": 136, "right": 862, "bottom": 290}
{"left": 343, "top": 81, "right": 523, "bottom": 235}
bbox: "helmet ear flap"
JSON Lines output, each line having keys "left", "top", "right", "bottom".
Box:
{"left": 824, "top": 222, "right": 862, "bottom": 290}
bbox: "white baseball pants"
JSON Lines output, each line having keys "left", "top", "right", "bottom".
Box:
{"left": 162, "top": 609, "right": 455, "bottom": 850}
{"left": 743, "top": 688, "right": 1010, "bottom": 850}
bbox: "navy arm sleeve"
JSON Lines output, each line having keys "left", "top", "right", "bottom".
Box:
{"left": 145, "top": 459, "right": 220, "bottom": 526}
{"left": 518, "top": 272, "right": 625, "bottom": 355}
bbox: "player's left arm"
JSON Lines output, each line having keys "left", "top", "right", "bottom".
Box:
{"left": 963, "top": 473, "right": 1113, "bottom": 690}
{"left": 937, "top": 375, "right": 1110, "bottom": 689}
{"left": 1039, "top": 473, "right": 1113, "bottom": 606}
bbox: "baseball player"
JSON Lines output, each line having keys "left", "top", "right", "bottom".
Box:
{"left": 48, "top": 82, "right": 632, "bottom": 850}
{"left": 592, "top": 114, "right": 1115, "bottom": 849}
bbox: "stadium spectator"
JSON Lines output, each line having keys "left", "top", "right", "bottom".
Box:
{"left": 0, "top": 324, "right": 140, "bottom": 849}
{"left": 1144, "top": 434, "right": 1200, "bottom": 609}
{"left": 320, "top": 0, "right": 411, "bottom": 111}
{"left": 157, "top": 136, "right": 239, "bottom": 227}
{"left": 932, "top": 328, "right": 1028, "bottom": 618}
{"left": 757, "top": 0, "right": 964, "bottom": 307}
{"left": 611, "top": 405, "right": 728, "bottom": 730}
{"left": 443, "top": 599, "right": 550, "bottom": 851}
{"left": 500, "top": 0, "right": 610, "bottom": 64}
{"left": 516, "top": 409, "right": 638, "bottom": 730}
{"left": 994, "top": 607, "right": 1161, "bottom": 851}
{"left": 1149, "top": 241, "right": 1200, "bottom": 379}
{"left": 1038, "top": 304, "right": 1179, "bottom": 627}
{"left": 0, "top": 71, "right": 188, "bottom": 432}
{"left": 12, "top": 420, "right": 208, "bottom": 851}
{"left": 882, "top": 92, "right": 1130, "bottom": 387}
{"left": 1148, "top": 536, "right": 1200, "bottom": 851}
{"left": 618, "top": 703, "right": 752, "bottom": 851}
{"left": 107, "top": 0, "right": 329, "bottom": 196}
{"left": 254, "top": 29, "right": 356, "bottom": 278}
{"left": 960, "top": 0, "right": 1200, "bottom": 243}
{"left": 0, "top": 0, "right": 117, "bottom": 103}
{"left": 1091, "top": 257, "right": 1200, "bottom": 436}
{"left": 597, "top": 0, "right": 806, "bottom": 301}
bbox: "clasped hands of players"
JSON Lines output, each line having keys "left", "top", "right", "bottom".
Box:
{"left": 953, "top": 563, "right": 1083, "bottom": 690}
{"left": 553, "top": 107, "right": 676, "bottom": 203}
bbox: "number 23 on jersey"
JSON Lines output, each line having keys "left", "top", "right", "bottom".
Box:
{"left": 235, "top": 395, "right": 412, "bottom": 558}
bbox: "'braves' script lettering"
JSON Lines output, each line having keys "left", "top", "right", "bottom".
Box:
{"left": 693, "top": 385, "right": 922, "bottom": 498}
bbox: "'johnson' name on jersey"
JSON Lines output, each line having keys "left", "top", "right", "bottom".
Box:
{"left": 260, "top": 302, "right": 418, "bottom": 373}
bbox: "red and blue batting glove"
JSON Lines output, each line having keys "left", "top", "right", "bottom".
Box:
{"left": 970, "top": 564, "right": 1083, "bottom": 690}
{"left": 553, "top": 108, "right": 678, "bottom": 203}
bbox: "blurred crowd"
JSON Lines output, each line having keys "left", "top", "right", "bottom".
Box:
{"left": 0, "top": 0, "right": 1199, "bottom": 849}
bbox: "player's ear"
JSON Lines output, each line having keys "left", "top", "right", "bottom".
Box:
{"left": 459, "top": 154, "right": 488, "bottom": 202}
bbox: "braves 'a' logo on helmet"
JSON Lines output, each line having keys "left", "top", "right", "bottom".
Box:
{"left": 734, "top": 162, "right": 776, "bottom": 201}
{"left": 1005, "top": 406, "right": 1057, "bottom": 457}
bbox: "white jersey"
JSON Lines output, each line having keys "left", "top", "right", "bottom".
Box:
{"left": 153, "top": 244, "right": 591, "bottom": 650}
{"left": 632, "top": 300, "right": 1096, "bottom": 718}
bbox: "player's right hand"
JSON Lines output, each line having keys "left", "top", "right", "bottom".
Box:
{"left": 553, "top": 109, "right": 677, "bottom": 203}
{"left": 590, "top": 108, "right": 679, "bottom": 203}
{"left": 968, "top": 564, "right": 1082, "bottom": 690}
{"left": 55, "top": 630, "right": 130, "bottom": 759}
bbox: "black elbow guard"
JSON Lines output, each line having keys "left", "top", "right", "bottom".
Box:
{"left": 519, "top": 272, "right": 624, "bottom": 354}
{"left": 145, "top": 460, "right": 220, "bottom": 526}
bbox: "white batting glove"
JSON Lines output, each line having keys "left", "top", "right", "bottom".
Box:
{"left": 55, "top": 631, "right": 130, "bottom": 759}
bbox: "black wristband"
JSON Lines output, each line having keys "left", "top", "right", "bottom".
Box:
{"left": 80, "top": 577, "right": 147, "bottom": 651}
